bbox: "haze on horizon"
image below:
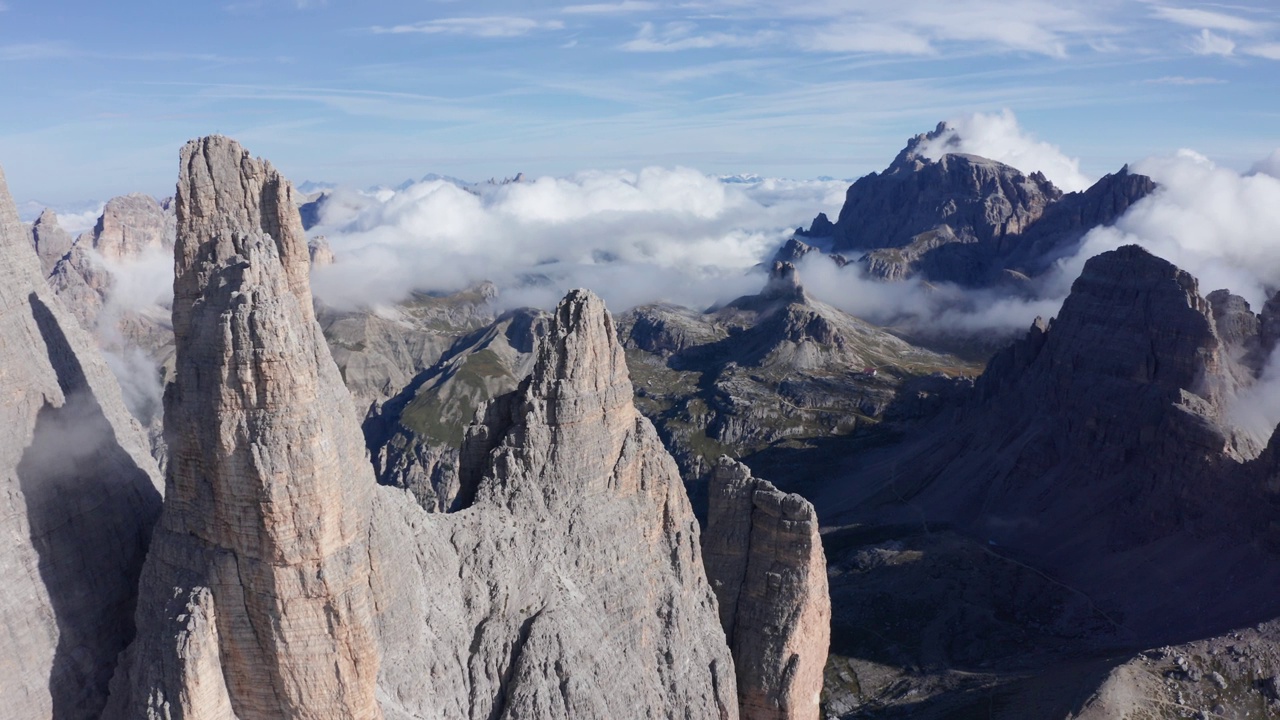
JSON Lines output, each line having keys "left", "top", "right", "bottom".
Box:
{"left": 1, "top": 0, "right": 1279, "bottom": 205}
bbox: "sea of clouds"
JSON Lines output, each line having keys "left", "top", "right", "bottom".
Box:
{"left": 61, "top": 110, "right": 1280, "bottom": 436}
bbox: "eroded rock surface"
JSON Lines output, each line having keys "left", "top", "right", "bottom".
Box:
{"left": 0, "top": 164, "right": 162, "bottom": 719}
{"left": 370, "top": 288, "right": 739, "bottom": 719}
{"left": 106, "top": 136, "right": 382, "bottom": 720}
{"left": 704, "top": 457, "right": 829, "bottom": 720}
{"left": 31, "top": 207, "right": 74, "bottom": 276}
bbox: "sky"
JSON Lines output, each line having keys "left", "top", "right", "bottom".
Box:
{"left": 1, "top": 1, "right": 1279, "bottom": 205}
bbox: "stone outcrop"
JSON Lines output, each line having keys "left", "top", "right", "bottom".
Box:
{"left": 31, "top": 207, "right": 74, "bottom": 276}
{"left": 0, "top": 164, "right": 163, "bottom": 718}
{"left": 703, "top": 457, "right": 830, "bottom": 720}
{"left": 308, "top": 234, "right": 335, "bottom": 266}
{"left": 106, "top": 136, "right": 382, "bottom": 719}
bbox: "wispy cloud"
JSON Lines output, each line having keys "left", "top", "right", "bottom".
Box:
{"left": 614, "top": 1, "right": 1112, "bottom": 59}
{"left": 563, "top": 1, "right": 657, "bottom": 14}
{"left": 1143, "top": 75, "right": 1227, "bottom": 85}
{"left": 1190, "top": 28, "right": 1236, "bottom": 56}
{"left": 1244, "top": 42, "right": 1280, "bottom": 60}
{"left": 373, "top": 17, "right": 566, "bottom": 38}
{"left": 801, "top": 23, "right": 936, "bottom": 55}
{"left": 621, "top": 22, "right": 776, "bottom": 52}
{"left": 0, "top": 42, "right": 77, "bottom": 61}
{"left": 1151, "top": 6, "right": 1270, "bottom": 36}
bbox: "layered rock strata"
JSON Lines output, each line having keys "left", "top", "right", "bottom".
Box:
{"left": 704, "top": 457, "right": 830, "bottom": 720}
{"left": 369, "top": 288, "right": 739, "bottom": 719}
{"left": 0, "top": 165, "right": 163, "bottom": 718}
{"left": 106, "top": 136, "right": 382, "bottom": 719}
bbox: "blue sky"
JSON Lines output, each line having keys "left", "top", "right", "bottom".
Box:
{"left": 1, "top": 0, "right": 1278, "bottom": 204}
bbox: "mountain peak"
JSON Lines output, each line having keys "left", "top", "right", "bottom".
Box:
{"left": 112, "top": 135, "right": 382, "bottom": 719}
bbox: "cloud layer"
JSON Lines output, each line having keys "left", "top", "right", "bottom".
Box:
{"left": 310, "top": 170, "right": 848, "bottom": 313}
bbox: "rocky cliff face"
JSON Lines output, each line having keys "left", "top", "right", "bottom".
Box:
{"left": 84, "top": 192, "right": 174, "bottom": 261}
{"left": 106, "top": 136, "right": 382, "bottom": 719}
{"left": 106, "top": 136, "right": 740, "bottom": 719}
{"left": 809, "top": 124, "right": 1155, "bottom": 285}
{"left": 367, "top": 307, "right": 545, "bottom": 512}
{"left": 704, "top": 457, "right": 829, "bottom": 720}
{"left": 0, "top": 165, "right": 163, "bottom": 718}
{"left": 31, "top": 207, "right": 74, "bottom": 276}
{"left": 829, "top": 245, "right": 1280, "bottom": 640}
{"left": 370, "top": 288, "right": 738, "bottom": 719}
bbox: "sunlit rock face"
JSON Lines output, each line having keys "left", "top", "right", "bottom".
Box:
{"left": 106, "top": 136, "right": 382, "bottom": 720}
{"left": 704, "top": 457, "right": 830, "bottom": 720}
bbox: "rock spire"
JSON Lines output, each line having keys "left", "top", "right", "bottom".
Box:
{"left": 703, "top": 457, "right": 830, "bottom": 720}
{"left": 369, "top": 287, "right": 739, "bottom": 718}
{"left": 106, "top": 136, "right": 381, "bottom": 719}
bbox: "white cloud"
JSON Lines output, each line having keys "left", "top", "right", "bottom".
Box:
{"left": 373, "top": 17, "right": 565, "bottom": 38}
{"left": 915, "top": 109, "right": 1094, "bottom": 193}
{"left": 1151, "top": 6, "right": 1269, "bottom": 35}
{"left": 801, "top": 23, "right": 936, "bottom": 55}
{"left": 563, "top": 1, "right": 656, "bottom": 14}
{"left": 1244, "top": 42, "right": 1280, "bottom": 60}
{"left": 58, "top": 204, "right": 107, "bottom": 235}
{"left": 621, "top": 22, "right": 776, "bottom": 52}
{"left": 1056, "top": 149, "right": 1280, "bottom": 315}
{"left": 793, "top": 254, "right": 1063, "bottom": 336}
{"left": 1143, "top": 75, "right": 1226, "bottom": 85}
{"left": 1190, "top": 28, "right": 1236, "bottom": 56}
{"left": 0, "top": 42, "right": 77, "bottom": 61}
{"left": 309, "top": 170, "right": 849, "bottom": 314}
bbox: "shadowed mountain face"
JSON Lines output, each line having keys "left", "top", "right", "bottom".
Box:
{"left": 802, "top": 123, "right": 1155, "bottom": 285}
{"left": 802, "top": 244, "right": 1280, "bottom": 717}
{"left": 0, "top": 163, "right": 163, "bottom": 719}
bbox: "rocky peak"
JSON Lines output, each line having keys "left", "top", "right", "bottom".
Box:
{"left": 807, "top": 122, "right": 1157, "bottom": 286}
{"left": 796, "top": 212, "right": 835, "bottom": 239}
{"left": 524, "top": 288, "right": 632, "bottom": 421}
{"left": 773, "top": 237, "right": 820, "bottom": 264}
{"left": 889, "top": 120, "right": 950, "bottom": 170}
{"left": 762, "top": 260, "right": 807, "bottom": 302}
{"left": 308, "top": 234, "right": 335, "bottom": 266}
{"left": 31, "top": 207, "right": 73, "bottom": 276}
{"left": 868, "top": 245, "right": 1251, "bottom": 586}
{"left": 108, "top": 136, "right": 381, "bottom": 719}
{"left": 87, "top": 192, "right": 172, "bottom": 261}
{"left": 703, "top": 457, "right": 830, "bottom": 720}
{"left": 373, "top": 286, "right": 739, "bottom": 718}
